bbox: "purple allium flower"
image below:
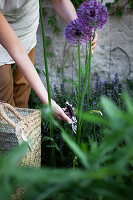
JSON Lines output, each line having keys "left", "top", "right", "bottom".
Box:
{"left": 44, "top": 125, "right": 47, "bottom": 133}
{"left": 77, "top": 0, "right": 107, "bottom": 30}
{"left": 107, "top": 92, "right": 111, "bottom": 97}
{"left": 112, "top": 80, "right": 116, "bottom": 85}
{"left": 94, "top": 102, "right": 97, "bottom": 105}
{"left": 53, "top": 84, "right": 56, "bottom": 89}
{"left": 53, "top": 84, "right": 59, "bottom": 93}
{"left": 83, "top": 102, "right": 87, "bottom": 107}
{"left": 114, "top": 86, "right": 118, "bottom": 90}
{"left": 65, "top": 18, "right": 91, "bottom": 44}
{"left": 115, "top": 73, "right": 119, "bottom": 82}
{"left": 60, "top": 84, "right": 64, "bottom": 91}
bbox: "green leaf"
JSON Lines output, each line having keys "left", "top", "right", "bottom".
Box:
{"left": 0, "top": 143, "right": 28, "bottom": 169}
{"left": 81, "top": 112, "right": 109, "bottom": 127}
{"left": 126, "top": 79, "right": 133, "bottom": 90}
{"left": 115, "top": 6, "right": 123, "bottom": 17}
{"left": 89, "top": 110, "right": 103, "bottom": 116}
{"left": 61, "top": 132, "right": 89, "bottom": 170}
{"left": 106, "top": 3, "right": 112, "bottom": 9}
{"left": 101, "top": 96, "right": 123, "bottom": 120}
{"left": 123, "top": 93, "right": 133, "bottom": 114}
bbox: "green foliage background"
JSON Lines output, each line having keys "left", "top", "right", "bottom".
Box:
{"left": 1, "top": 94, "right": 133, "bottom": 199}
{"left": 71, "top": 0, "right": 85, "bottom": 9}
{"left": 1, "top": 1, "right": 133, "bottom": 199}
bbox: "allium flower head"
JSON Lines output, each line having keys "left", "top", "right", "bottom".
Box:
{"left": 77, "top": 0, "right": 107, "bottom": 30}
{"left": 65, "top": 18, "right": 91, "bottom": 45}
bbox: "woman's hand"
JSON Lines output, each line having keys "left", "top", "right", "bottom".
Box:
{"left": 91, "top": 33, "right": 99, "bottom": 55}
{"left": 51, "top": 100, "right": 72, "bottom": 124}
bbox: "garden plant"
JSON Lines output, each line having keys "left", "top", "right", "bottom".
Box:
{"left": 1, "top": 93, "right": 133, "bottom": 200}
{"left": 0, "top": 0, "right": 133, "bottom": 200}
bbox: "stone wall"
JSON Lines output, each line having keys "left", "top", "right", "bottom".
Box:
{"left": 35, "top": 0, "right": 133, "bottom": 90}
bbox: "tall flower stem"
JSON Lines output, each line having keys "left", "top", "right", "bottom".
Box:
{"left": 39, "top": 0, "right": 56, "bottom": 166}
{"left": 78, "top": 37, "right": 92, "bottom": 146}
{"left": 77, "top": 42, "right": 82, "bottom": 143}
{"left": 87, "top": 32, "right": 92, "bottom": 111}
{"left": 85, "top": 43, "right": 89, "bottom": 68}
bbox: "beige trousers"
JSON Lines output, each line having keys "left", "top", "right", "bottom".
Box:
{"left": 0, "top": 48, "right": 35, "bottom": 108}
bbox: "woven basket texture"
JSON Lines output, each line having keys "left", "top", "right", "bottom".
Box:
{"left": 0, "top": 103, "right": 41, "bottom": 167}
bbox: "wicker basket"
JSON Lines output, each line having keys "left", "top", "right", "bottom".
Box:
{"left": 0, "top": 102, "right": 41, "bottom": 167}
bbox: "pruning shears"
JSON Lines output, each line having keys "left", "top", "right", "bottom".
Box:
{"left": 65, "top": 101, "right": 77, "bottom": 134}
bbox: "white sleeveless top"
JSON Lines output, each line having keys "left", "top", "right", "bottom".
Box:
{"left": 0, "top": 0, "right": 39, "bottom": 65}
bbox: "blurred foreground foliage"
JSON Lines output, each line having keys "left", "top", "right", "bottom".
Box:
{"left": 1, "top": 94, "right": 133, "bottom": 200}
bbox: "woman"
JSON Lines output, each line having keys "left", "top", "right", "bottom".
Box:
{"left": 0, "top": 0, "right": 98, "bottom": 124}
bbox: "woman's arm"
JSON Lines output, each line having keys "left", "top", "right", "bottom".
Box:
{"left": 51, "top": 0, "right": 77, "bottom": 23}
{"left": 0, "top": 10, "right": 72, "bottom": 124}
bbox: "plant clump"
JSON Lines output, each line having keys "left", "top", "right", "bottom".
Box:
{"left": 65, "top": 0, "right": 107, "bottom": 45}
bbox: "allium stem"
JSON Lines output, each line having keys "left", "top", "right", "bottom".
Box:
{"left": 39, "top": 0, "right": 56, "bottom": 166}
{"left": 87, "top": 36, "right": 92, "bottom": 111}
{"left": 77, "top": 42, "right": 82, "bottom": 143}
{"left": 85, "top": 43, "right": 89, "bottom": 68}
{"left": 78, "top": 36, "right": 92, "bottom": 145}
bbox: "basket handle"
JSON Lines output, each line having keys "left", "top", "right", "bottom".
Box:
{"left": 0, "top": 103, "right": 24, "bottom": 129}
